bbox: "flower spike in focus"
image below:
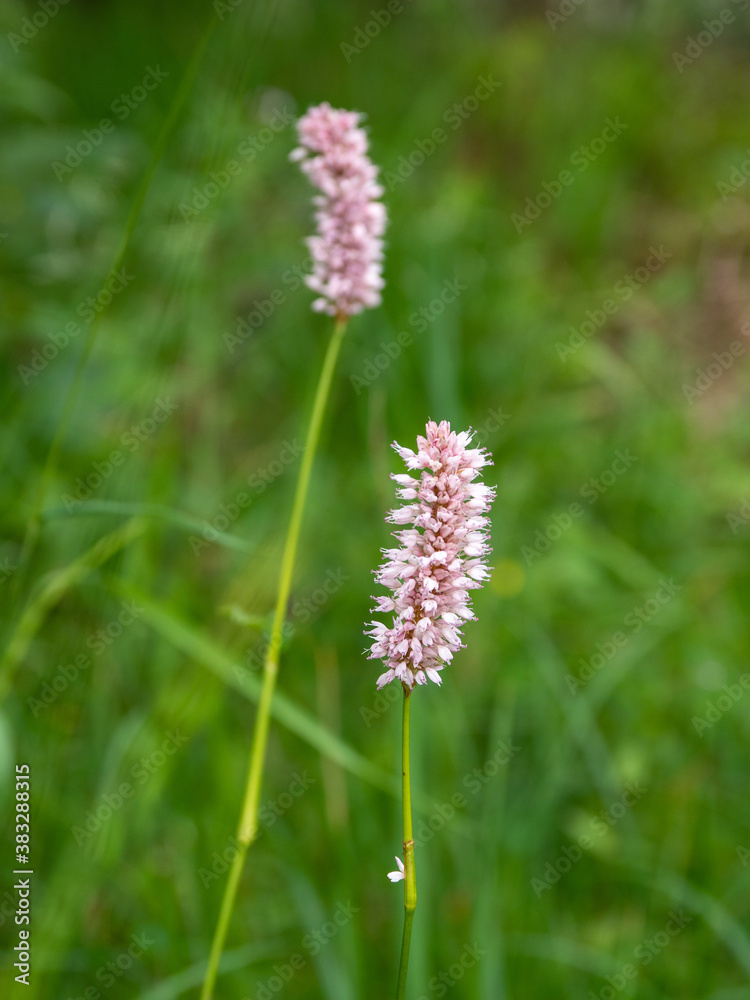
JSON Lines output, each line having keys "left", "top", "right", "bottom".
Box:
{"left": 366, "top": 420, "right": 495, "bottom": 691}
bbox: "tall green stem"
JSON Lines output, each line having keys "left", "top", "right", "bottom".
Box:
{"left": 200, "top": 316, "right": 347, "bottom": 1000}
{"left": 396, "top": 686, "right": 416, "bottom": 1000}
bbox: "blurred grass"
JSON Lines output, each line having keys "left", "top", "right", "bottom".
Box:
{"left": 2, "top": 1, "right": 750, "bottom": 998}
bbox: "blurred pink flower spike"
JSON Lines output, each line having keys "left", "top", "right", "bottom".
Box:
{"left": 291, "top": 102, "right": 386, "bottom": 320}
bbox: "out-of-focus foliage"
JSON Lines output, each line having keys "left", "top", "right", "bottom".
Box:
{"left": 2, "top": 1, "right": 750, "bottom": 998}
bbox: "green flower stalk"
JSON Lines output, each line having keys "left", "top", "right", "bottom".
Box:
{"left": 367, "top": 420, "right": 495, "bottom": 998}
{"left": 394, "top": 687, "right": 417, "bottom": 999}
{"left": 200, "top": 102, "right": 386, "bottom": 1000}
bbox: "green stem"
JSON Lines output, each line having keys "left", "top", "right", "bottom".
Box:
{"left": 200, "top": 316, "right": 347, "bottom": 1000}
{"left": 396, "top": 686, "right": 416, "bottom": 1000}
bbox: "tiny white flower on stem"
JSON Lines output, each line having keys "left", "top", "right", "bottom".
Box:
{"left": 387, "top": 856, "right": 405, "bottom": 882}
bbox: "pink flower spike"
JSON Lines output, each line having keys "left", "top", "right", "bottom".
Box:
{"left": 291, "top": 102, "right": 386, "bottom": 320}
{"left": 365, "top": 420, "right": 495, "bottom": 691}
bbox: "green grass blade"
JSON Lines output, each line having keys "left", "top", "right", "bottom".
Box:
{"left": 111, "top": 582, "right": 401, "bottom": 798}
{"left": 42, "top": 500, "right": 256, "bottom": 554}
{"left": 634, "top": 866, "right": 750, "bottom": 978}
{"left": 0, "top": 518, "right": 145, "bottom": 700}
{"left": 137, "top": 941, "right": 289, "bottom": 1000}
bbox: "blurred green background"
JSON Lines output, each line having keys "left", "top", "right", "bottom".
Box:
{"left": 2, "top": 0, "right": 750, "bottom": 997}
